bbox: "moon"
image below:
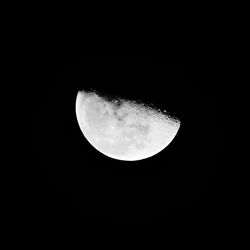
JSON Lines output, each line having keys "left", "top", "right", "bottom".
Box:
{"left": 75, "top": 91, "right": 181, "bottom": 161}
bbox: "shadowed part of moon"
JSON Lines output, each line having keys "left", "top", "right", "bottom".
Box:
{"left": 76, "top": 92, "right": 180, "bottom": 161}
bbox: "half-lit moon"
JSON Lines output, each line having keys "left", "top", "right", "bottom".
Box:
{"left": 76, "top": 92, "right": 181, "bottom": 161}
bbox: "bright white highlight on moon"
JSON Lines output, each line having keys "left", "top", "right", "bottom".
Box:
{"left": 76, "top": 91, "right": 181, "bottom": 161}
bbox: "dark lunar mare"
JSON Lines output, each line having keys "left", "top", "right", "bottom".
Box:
{"left": 110, "top": 99, "right": 130, "bottom": 124}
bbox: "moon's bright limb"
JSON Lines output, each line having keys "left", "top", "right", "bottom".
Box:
{"left": 76, "top": 91, "right": 181, "bottom": 161}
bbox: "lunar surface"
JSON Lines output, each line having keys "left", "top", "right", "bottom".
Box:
{"left": 75, "top": 91, "right": 181, "bottom": 161}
